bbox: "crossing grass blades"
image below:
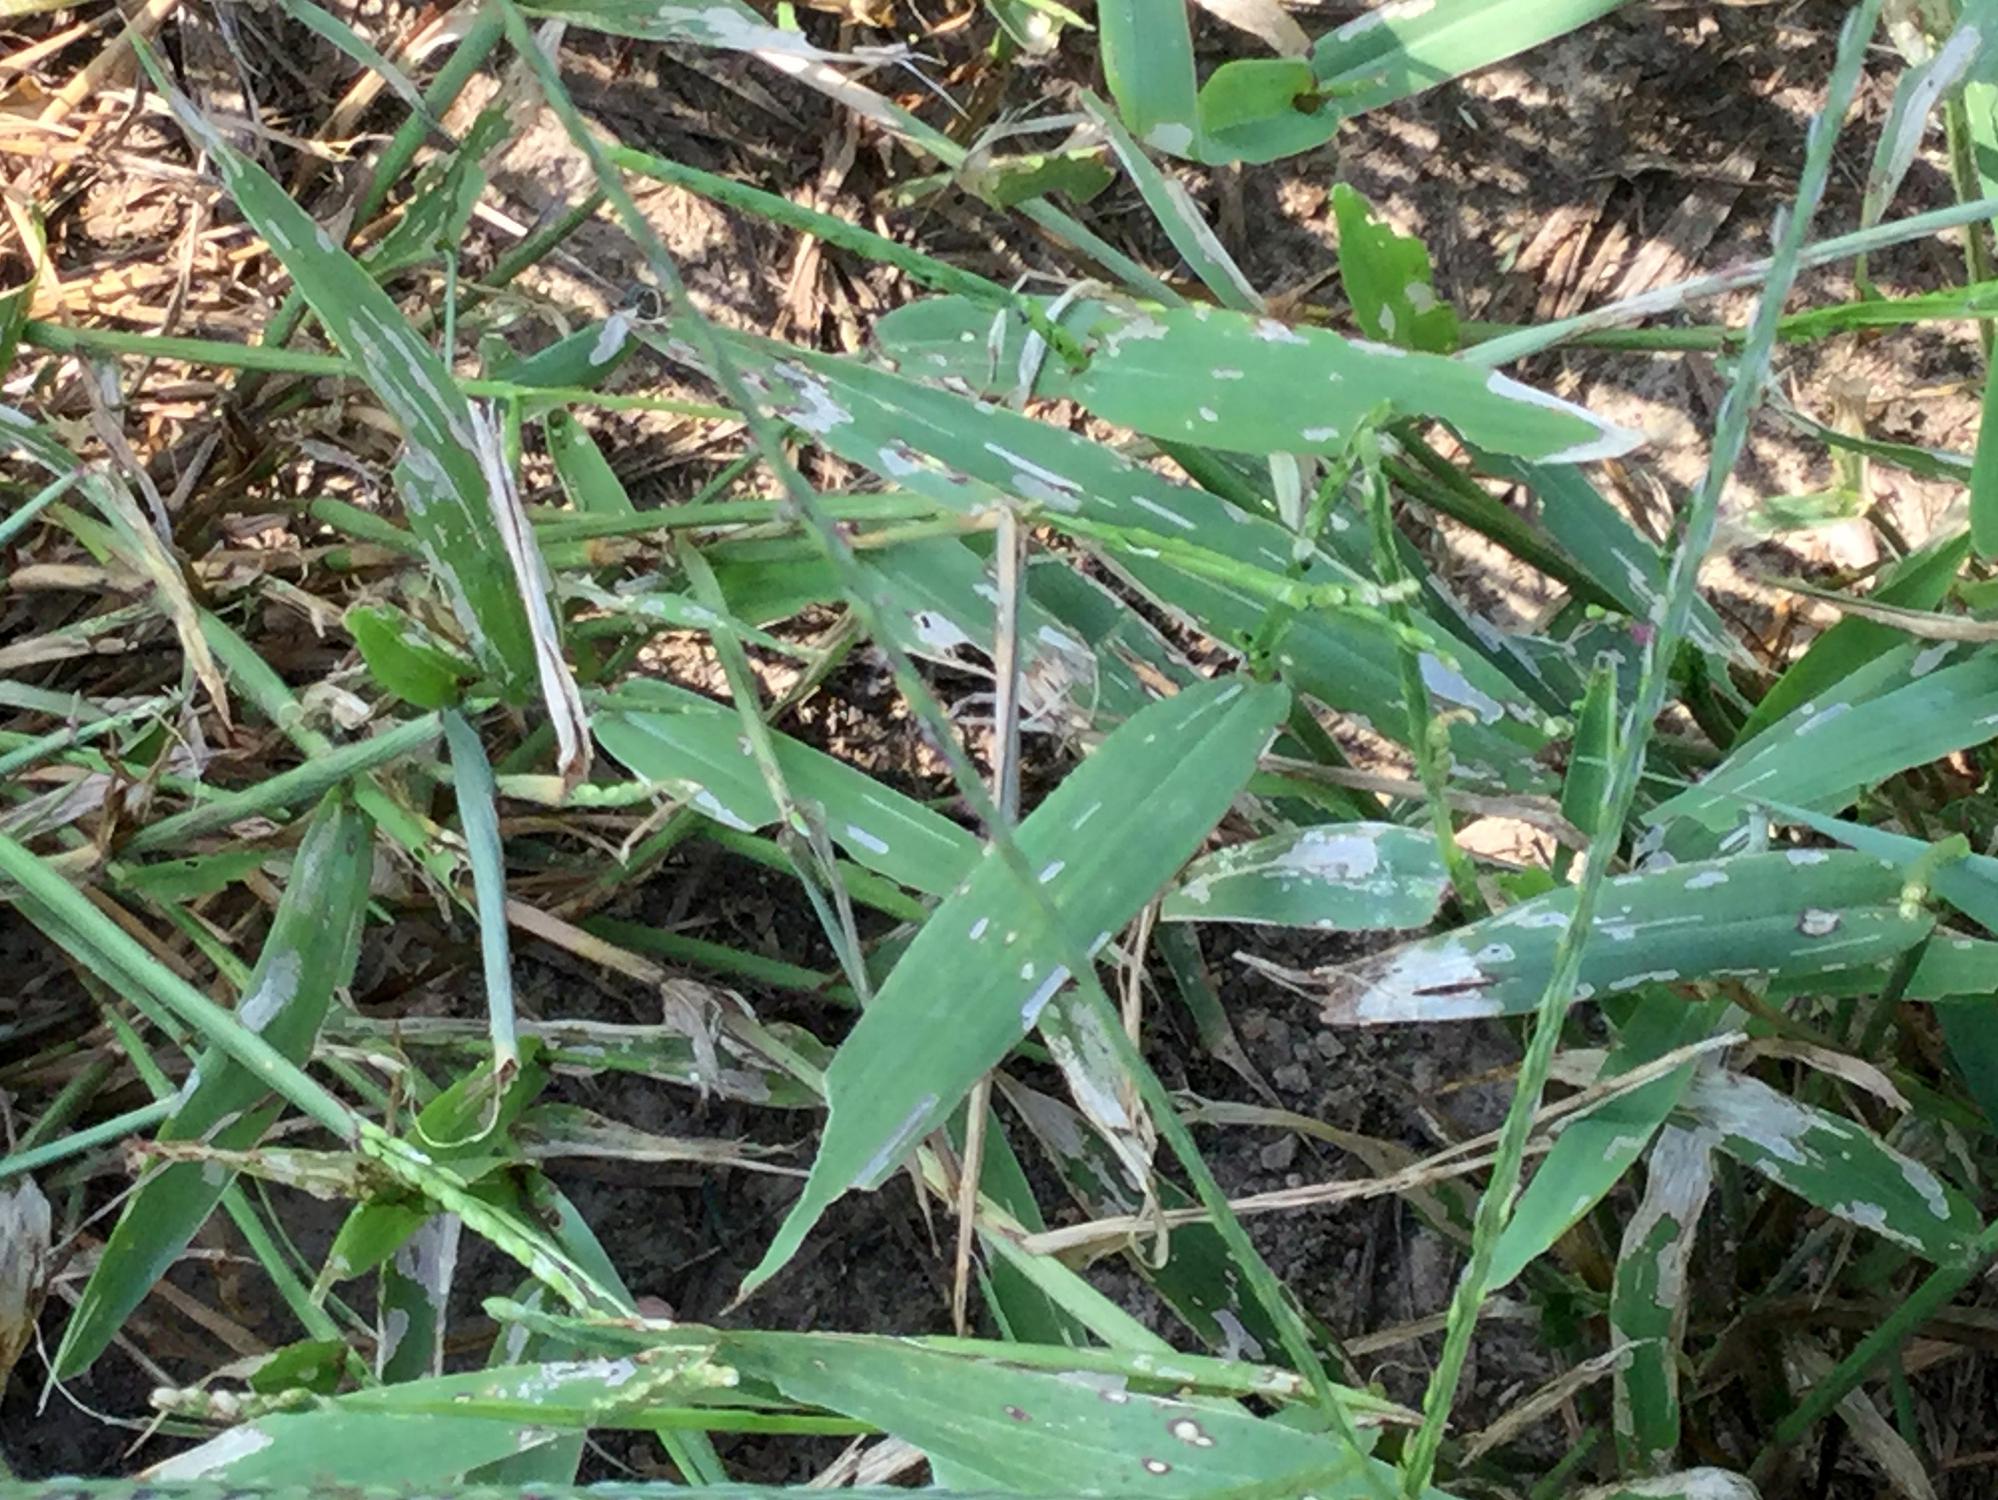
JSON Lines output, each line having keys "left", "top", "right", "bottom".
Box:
{"left": 5, "top": 0, "right": 1998, "bottom": 1497}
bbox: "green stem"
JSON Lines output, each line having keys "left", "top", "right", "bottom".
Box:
{"left": 1361, "top": 432, "right": 1482, "bottom": 917}
{"left": 23, "top": 321, "right": 729, "bottom": 418}
{"left": 1398, "top": 5, "right": 1883, "bottom": 1492}
{"left": 0, "top": 1097, "right": 174, "bottom": 1182}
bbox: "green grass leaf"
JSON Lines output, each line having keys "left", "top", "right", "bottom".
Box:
{"left": 1487, "top": 997, "right": 1726, "bottom": 1290}
{"left": 594, "top": 678, "right": 978, "bottom": 897}
{"left": 145, "top": 63, "right": 544, "bottom": 700}
{"left": 1197, "top": 58, "right": 1340, "bottom": 164}
{"left": 876, "top": 295, "right": 1637, "bottom": 463}
{"left": 1278, "top": 849, "right": 1930, "bottom": 1024}
{"left": 744, "top": 677, "right": 1288, "bottom": 1293}
{"left": 1679, "top": 1069, "right": 1982, "bottom": 1261}
{"left": 1735, "top": 529, "right": 1969, "bottom": 742}
{"left": 1649, "top": 645, "right": 1998, "bottom": 832}
{"left": 346, "top": 603, "right": 475, "bottom": 709}
{"left": 55, "top": 793, "right": 373, "bottom": 1378}
{"left": 1332, "top": 184, "right": 1458, "bottom": 351}
{"left": 1611, "top": 1123, "right": 1716, "bottom": 1472}
{"left": 678, "top": 324, "right": 1557, "bottom": 789}
{"left": 1099, "top": 0, "right": 1201, "bottom": 156}
{"left": 1310, "top": 0, "right": 1629, "bottom": 119}
{"left": 733, "top": 1333, "right": 1396, "bottom": 1497}
{"left": 1160, "top": 822, "right": 1447, "bottom": 929}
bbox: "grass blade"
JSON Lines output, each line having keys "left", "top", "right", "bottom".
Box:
{"left": 744, "top": 676, "right": 1287, "bottom": 1292}
{"left": 1611, "top": 1123, "right": 1716, "bottom": 1473}
{"left": 142, "top": 53, "right": 545, "bottom": 701}
{"left": 54, "top": 792, "right": 374, "bottom": 1377}
{"left": 1160, "top": 822, "right": 1447, "bottom": 929}
{"left": 1267, "top": 849, "right": 1927, "bottom": 1023}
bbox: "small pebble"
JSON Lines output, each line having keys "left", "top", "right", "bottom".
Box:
{"left": 1259, "top": 1135, "right": 1299, "bottom": 1172}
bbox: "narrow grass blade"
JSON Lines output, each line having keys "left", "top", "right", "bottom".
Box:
{"left": 744, "top": 677, "right": 1287, "bottom": 1292}
{"left": 323, "top": 1053, "right": 549, "bottom": 1285}
{"left": 514, "top": 0, "right": 883, "bottom": 57}
{"left": 1083, "top": 93, "right": 1255, "bottom": 307}
{"left": 268, "top": 0, "right": 435, "bottom": 122}
{"left": 445, "top": 710, "right": 520, "bottom": 1076}
{"left": 143, "top": 57, "right": 543, "bottom": 699}
{"left": 1487, "top": 998, "right": 1727, "bottom": 1290}
{"left": 1611, "top": 1123, "right": 1716, "bottom": 1474}
{"left": 1310, "top": 0, "right": 1630, "bottom": 127}
{"left": 546, "top": 409, "right": 636, "bottom": 515}
{"left": 54, "top": 792, "right": 373, "bottom": 1377}
{"left": 1003, "top": 1078, "right": 1343, "bottom": 1365}
{"left": 1735, "top": 530, "right": 1969, "bottom": 742}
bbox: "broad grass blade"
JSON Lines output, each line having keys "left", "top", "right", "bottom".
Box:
{"left": 1099, "top": 0, "right": 1201, "bottom": 155}
{"left": 744, "top": 677, "right": 1287, "bottom": 1292}
{"left": 595, "top": 678, "right": 978, "bottom": 897}
{"left": 732, "top": 1334, "right": 1401, "bottom": 1497}
{"left": 145, "top": 1350, "right": 733, "bottom": 1482}
{"left": 1679, "top": 1069, "right": 1981, "bottom": 1261}
{"left": 1471, "top": 453, "right": 1737, "bottom": 660}
{"left": 378, "top": 1214, "right": 462, "bottom": 1382}
{"left": 55, "top": 793, "right": 373, "bottom": 1377}
{"left": 1332, "top": 185, "right": 1458, "bottom": 351}
{"left": 1160, "top": 822, "right": 1447, "bottom": 929}
{"left": 876, "top": 296, "right": 1638, "bottom": 464}
{"left": 668, "top": 326, "right": 1556, "bottom": 788}
{"left": 1649, "top": 646, "right": 1998, "bottom": 832}
{"left": 1280, "top": 850, "right": 1929, "bottom": 1024}
{"left": 1611, "top": 1123, "right": 1716, "bottom": 1472}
